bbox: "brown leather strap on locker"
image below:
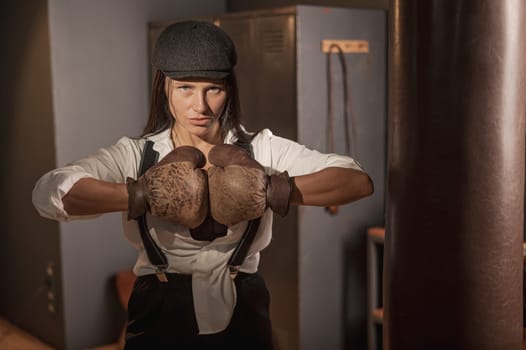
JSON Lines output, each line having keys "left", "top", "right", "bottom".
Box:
{"left": 385, "top": 0, "right": 526, "bottom": 349}
{"left": 325, "top": 44, "right": 357, "bottom": 216}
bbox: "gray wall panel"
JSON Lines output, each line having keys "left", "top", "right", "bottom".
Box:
{"left": 296, "top": 6, "right": 386, "bottom": 350}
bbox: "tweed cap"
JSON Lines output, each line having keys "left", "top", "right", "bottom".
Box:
{"left": 153, "top": 21, "right": 237, "bottom": 80}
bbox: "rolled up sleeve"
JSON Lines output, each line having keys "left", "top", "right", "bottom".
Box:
{"left": 32, "top": 137, "right": 142, "bottom": 221}
{"left": 253, "top": 129, "right": 363, "bottom": 176}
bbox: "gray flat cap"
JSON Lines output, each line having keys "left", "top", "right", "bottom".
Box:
{"left": 153, "top": 21, "right": 237, "bottom": 80}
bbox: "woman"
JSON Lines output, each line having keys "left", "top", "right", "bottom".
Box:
{"left": 32, "top": 21, "right": 373, "bottom": 349}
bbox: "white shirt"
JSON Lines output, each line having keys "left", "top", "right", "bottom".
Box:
{"left": 32, "top": 127, "right": 362, "bottom": 334}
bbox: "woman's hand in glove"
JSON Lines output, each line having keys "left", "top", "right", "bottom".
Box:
{"left": 127, "top": 146, "right": 208, "bottom": 228}
{"left": 207, "top": 144, "right": 292, "bottom": 226}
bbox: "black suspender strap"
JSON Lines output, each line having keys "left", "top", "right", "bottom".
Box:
{"left": 232, "top": 139, "right": 254, "bottom": 158}
{"left": 227, "top": 217, "right": 261, "bottom": 278}
{"left": 228, "top": 139, "right": 260, "bottom": 278}
{"left": 136, "top": 140, "right": 168, "bottom": 281}
{"left": 138, "top": 140, "right": 159, "bottom": 176}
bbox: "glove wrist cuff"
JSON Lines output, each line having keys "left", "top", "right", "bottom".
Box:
{"left": 267, "top": 171, "right": 292, "bottom": 216}
{"left": 126, "top": 177, "right": 149, "bottom": 220}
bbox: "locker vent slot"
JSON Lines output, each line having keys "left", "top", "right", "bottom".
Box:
{"left": 262, "top": 29, "right": 285, "bottom": 54}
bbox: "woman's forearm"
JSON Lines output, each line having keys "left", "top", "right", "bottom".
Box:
{"left": 289, "top": 167, "right": 373, "bottom": 207}
{"left": 62, "top": 177, "right": 128, "bottom": 216}
{"left": 63, "top": 167, "right": 373, "bottom": 216}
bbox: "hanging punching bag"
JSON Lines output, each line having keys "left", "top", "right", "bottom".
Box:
{"left": 385, "top": 0, "right": 526, "bottom": 349}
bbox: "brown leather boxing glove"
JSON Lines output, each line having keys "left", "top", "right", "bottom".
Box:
{"left": 207, "top": 144, "right": 292, "bottom": 226}
{"left": 127, "top": 146, "right": 208, "bottom": 228}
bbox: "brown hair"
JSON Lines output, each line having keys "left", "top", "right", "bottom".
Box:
{"left": 142, "top": 69, "right": 251, "bottom": 144}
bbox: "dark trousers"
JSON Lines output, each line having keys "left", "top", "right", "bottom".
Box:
{"left": 124, "top": 271, "right": 274, "bottom": 350}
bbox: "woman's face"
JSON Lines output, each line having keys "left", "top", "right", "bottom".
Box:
{"left": 166, "top": 77, "right": 227, "bottom": 139}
